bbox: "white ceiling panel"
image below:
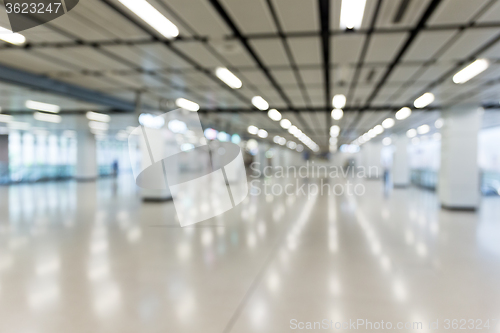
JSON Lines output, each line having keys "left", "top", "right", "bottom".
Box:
{"left": 220, "top": 0, "right": 275, "bottom": 34}
{"left": 439, "top": 28, "right": 499, "bottom": 61}
{"left": 300, "top": 69, "right": 324, "bottom": 85}
{"left": 209, "top": 42, "right": 256, "bottom": 67}
{"left": 365, "top": 33, "right": 408, "bottom": 63}
{"left": 0, "top": 50, "right": 73, "bottom": 73}
{"left": 428, "top": 0, "right": 490, "bottom": 26}
{"left": 249, "top": 39, "right": 289, "bottom": 66}
{"left": 403, "top": 30, "right": 458, "bottom": 61}
{"left": 288, "top": 37, "right": 322, "bottom": 65}
{"left": 242, "top": 71, "right": 271, "bottom": 86}
{"left": 102, "top": 46, "right": 166, "bottom": 71}
{"left": 174, "top": 42, "right": 224, "bottom": 68}
{"left": 19, "top": 25, "right": 72, "bottom": 43}
{"left": 332, "top": 35, "right": 365, "bottom": 64}
{"left": 271, "top": 69, "right": 300, "bottom": 87}
{"left": 375, "top": 0, "right": 431, "bottom": 29}
{"left": 48, "top": 11, "right": 115, "bottom": 41}
{"left": 140, "top": 45, "right": 192, "bottom": 69}
{"left": 387, "top": 64, "right": 422, "bottom": 82}
{"left": 274, "top": 0, "right": 319, "bottom": 32}
{"left": 417, "top": 63, "right": 456, "bottom": 82}
{"left": 477, "top": 1, "right": 500, "bottom": 23}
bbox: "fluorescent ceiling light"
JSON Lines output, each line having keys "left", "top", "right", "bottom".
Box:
{"left": 279, "top": 137, "right": 286, "bottom": 145}
{"left": 34, "top": 112, "right": 62, "bottom": 123}
{"left": 417, "top": 124, "right": 430, "bottom": 135}
{"left": 340, "top": 0, "right": 367, "bottom": 30}
{"left": 414, "top": 93, "right": 434, "bottom": 109}
{"left": 395, "top": 107, "right": 412, "bottom": 120}
{"left": 287, "top": 141, "right": 297, "bottom": 149}
{"left": 332, "top": 94, "right": 346, "bottom": 109}
{"left": 368, "top": 129, "right": 376, "bottom": 138}
{"left": 175, "top": 98, "right": 199, "bottom": 112}
{"left": 268, "top": 109, "right": 282, "bottom": 121}
{"left": 288, "top": 125, "right": 298, "bottom": 135}
{"left": 252, "top": 96, "right": 269, "bottom": 111}
{"left": 296, "top": 145, "right": 304, "bottom": 152}
{"left": 273, "top": 136, "right": 281, "bottom": 144}
{"left": 89, "top": 121, "right": 109, "bottom": 131}
{"left": 280, "top": 119, "right": 291, "bottom": 129}
{"left": 247, "top": 125, "right": 258, "bottom": 135}
{"left": 117, "top": 0, "right": 179, "bottom": 39}
{"left": 257, "top": 129, "right": 268, "bottom": 138}
{"left": 330, "top": 137, "right": 338, "bottom": 145}
{"left": 406, "top": 129, "right": 417, "bottom": 138}
{"left": 382, "top": 118, "right": 395, "bottom": 129}
{"left": 86, "top": 111, "right": 110, "bottom": 122}
{"left": 453, "top": 59, "right": 489, "bottom": 84}
{"left": 331, "top": 108, "right": 344, "bottom": 120}
{"left": 0, "top": 26, "right": 26, "bottom": 45}
{"left": 330, "top": 125, "right": 340, "bottom": 137}
{"left": 382, "top": 137, "right": 392, "bottom": 146}
{"left": 215, "top": 67, "right": 242, "bottom": 89}
{"left": 26, "top": 100, "right": 60, "bottom": 113}
{"left": 0, "top": 114, "right": 13, "bottom": 123}
{"left": 435, "top": 118, "right": 444, "bottom": 129}
{"left": 373, "top": 125, "right": 384, "bottom": 135}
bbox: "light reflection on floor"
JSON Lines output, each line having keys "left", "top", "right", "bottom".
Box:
{"left": 0, "top": 175, "right": 499, "bottom": 332}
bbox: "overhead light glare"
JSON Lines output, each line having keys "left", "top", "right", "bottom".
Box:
{"left": 331, "top": 108, "right": 344, "bottom": 120}
{"left": 252, "top": 96, "right": 269, "bottom": 111}
{"left": 414, "top": 92, "right": 435, "bottom": 109}
{"left": 382, "top": 118, "right": 395, "bottom": 129}
{"left": 280, "top": 119, "right": 291, "bottom": 129}
{"left": 395, "top": 107, "right": 412, "bottom": 120}
{"left": 0, "top": 114, "right": 13, "bottom": 123}
{"left": 89, "top": 121, "right": 109, "bottom": 131}
{"left": 332, "top": 94, "right": 347, "bottom": 109}
{"left": 373, "top": 125, "right": 384, "bottom": 135}
{"left": 406, "top": 129, "right": 417, "bottom": 138}
{"left": 435, "top": 118, "right": 444, "bottom": 129}
{"left": 257, "top": 129, "right": 268, "bottom": 138}
{"left": 25, "top": 100, "right": 60, "bottom": 113}
{"left": 175, "top": 98, "right": 199, "bottom": 112}
{"left": 453, "top": 59, "right": 489, "bottom": 84}
{"left": 247, "top": 125, "right": 258, "bottom": 135}
{"left": 86, "top": 111, "right": 110, "bottom": 123}
{"left": 34, "top": 112, "right": 62, "bottom": 124}
{"left": 215, "top": 67, "right": 242, "bottom": 89}
{"left": 0, "top": 26, "right": 26, "bottom": 45}
{"left": 340, "top": 0, "right": 367, "bottom": 30}
{"left": 117, "top": 0, "right": 179, "bottom": 38}
{"left": 417, "top": 124, "right": 430, "bottom": 135}
{"left": 268, "top": 109, "right": 282, "bottom": 121}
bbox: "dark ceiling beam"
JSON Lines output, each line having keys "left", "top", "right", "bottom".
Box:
{"left": 265, "top": 0, "right": 318, "bottom": 134}
{"left": 343, "top": 0, "right": 383, "bottom": 144}
{"left": 343, "top": 0, "right": 442, "bottom": 138}
{"left": 197, "top": 105, "right": 444, "bottom": 113}
{"left": 207, "top": 0, "right": 298, "bottom": 113}
{"left": 319, "top": 0, "right": 331, "bottom": 147}
{"left": 0, "top": 63, "right": 136, "bottom": 111}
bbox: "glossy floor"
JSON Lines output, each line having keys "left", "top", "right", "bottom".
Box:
{"left": 1, "top": 176, "right": 500, "bottom": 333}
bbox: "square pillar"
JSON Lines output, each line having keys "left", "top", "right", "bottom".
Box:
{"left": 438, "top": 105, "right": 483, "bottom": 210}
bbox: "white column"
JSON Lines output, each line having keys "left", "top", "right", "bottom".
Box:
{"left": 438, "top": 105, "right": 483, "bottom": 210}
{"left": 393, "top": 135, "right": 410, "bottom": 187}
{"left": 363, "top": 141, "right": 383, "bottom": 179}
{"left": 75, "top": 131, "right": 97, "bottom": 181}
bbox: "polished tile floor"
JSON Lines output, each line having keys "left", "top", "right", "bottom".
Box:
{"left": 1, "top": 176, "right": 500, "bottom": 332}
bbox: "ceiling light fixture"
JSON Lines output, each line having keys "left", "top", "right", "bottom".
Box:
{"left": 453, "top": 59, "right": 489, "bottom": 84}
{"left": 373, "top": 125, "right": 384, "bottom": 135}
{"left": 406, "top": 129, "right": 417, "bottom": 138}
{"left": 435, "top": 118, "right": 444, "bottom": 129}
{"left": 88, "top": 121, "right": 109, "bottom": 131}
{"left": 382, "top": 118, "right": 395, "bottom": 129}
{"left": 268, "top": 109, "right": 282, "bottom": 121}
{"left": 117, "top": 0, "right": 179, "bottom": 39}
{"left": 395, "top": 107, "right": 412, "bottom": 120}
{"left": 215, "top": 67, "right": 242, "bottom": 89}
{"left": 0, "top": 114, "right": 13, "bottom": 123}
{"left": 257, "top": 129, "right": 268, "bottom": 138}
{"left": 280, "top": 119, "right": 291, "bottom": 129}
{"left": 414, "top": 92, "right": 435, "bottom": 109}
{"left": 86, "top": 111, "right": 110, "bottom": 123}
{"left": 252, "top": 96, "right": 269, "bottom": 111}
{"left": 417, "top": 124, "right": 430, "bottom": 135}
{"left": 175, "top": 98, "right": 199, "bottom": 112}
{"left": 331, "top": 108, "right": 344, "bottom": 120}
{"left": 34, "top": 112, "right": 62, "bottom": 124}
{"left": 332, "top": 94, "right": 347, "bottom": 109}
{"left": 0, "top": 26, "right": 26, "bottom": 45}
{"left": 247, "top": 125, "right": 258, "bottom": 135}
{"left": 25, "top": 100, "right": 60, "bottom": 113}
{"left": 340, "top": 0, "right": 367, "bottom": 30}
